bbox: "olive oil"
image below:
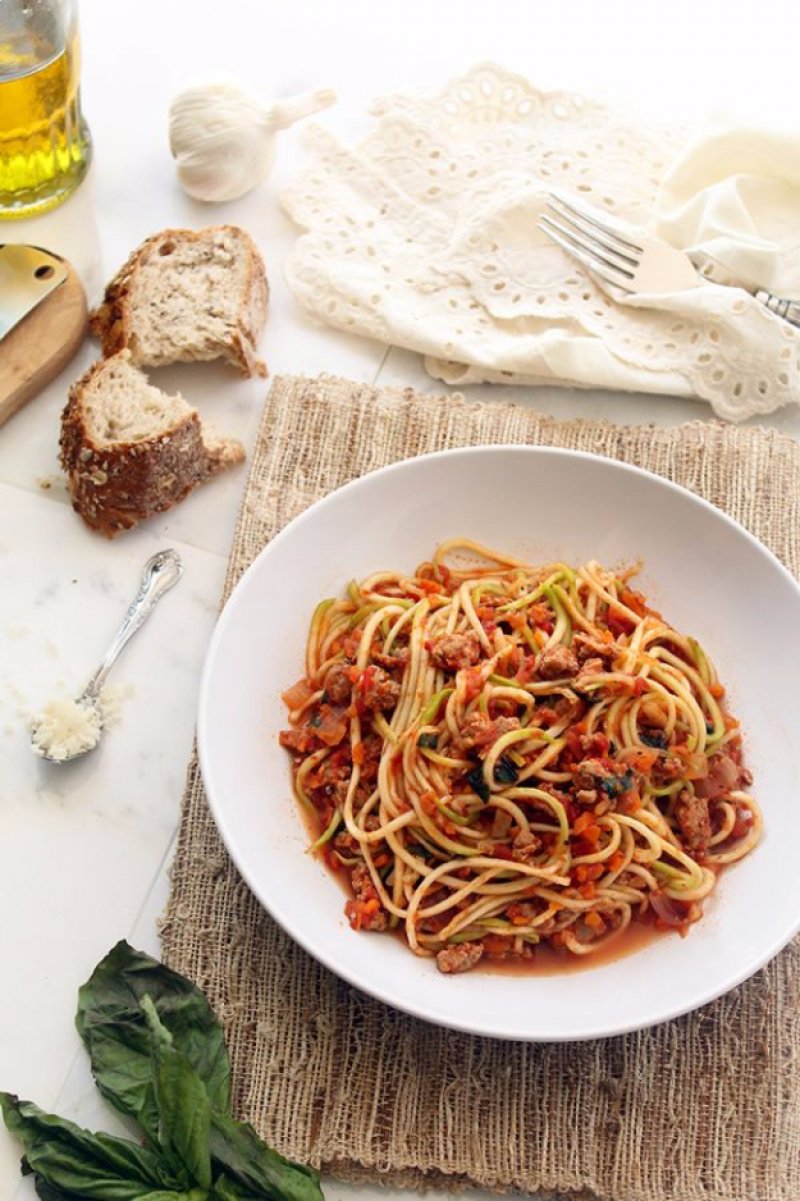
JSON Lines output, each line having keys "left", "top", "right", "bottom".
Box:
{"left": 0, "top": 14, "right": 91, "bottom": 218}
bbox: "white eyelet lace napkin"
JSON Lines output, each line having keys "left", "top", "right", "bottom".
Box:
{"left": 282, "top": 63, "right": 800, "bottom": 422}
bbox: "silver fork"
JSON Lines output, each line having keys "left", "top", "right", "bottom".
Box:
{"left": 539, "top": 191, "right": 800, "bottom": 328}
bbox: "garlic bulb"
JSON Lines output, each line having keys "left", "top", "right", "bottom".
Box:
{"left": 169, "top": 83, "right": 336, "bottom": 203}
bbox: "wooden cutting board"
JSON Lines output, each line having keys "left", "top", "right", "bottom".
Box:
{"left": 0, "top": 246, "right": 88, "bottom": 428}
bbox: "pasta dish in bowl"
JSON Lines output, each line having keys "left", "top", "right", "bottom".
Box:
{"left": 198, "top": 446, "right": 800, "bottom": 1040}
{"left": 280, "top": 542, "right": 760, "bottom": 973}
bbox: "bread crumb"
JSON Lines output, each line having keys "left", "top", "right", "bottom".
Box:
{"left": 36, "top": 474, "right": 66, "bottom": 493}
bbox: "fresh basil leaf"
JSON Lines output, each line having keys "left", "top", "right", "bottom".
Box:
{"left": 76, "top": 941, "right": 230, "bottom": 1136}
{"left": 209, "top": 1114, "right": 322, "bottom": 1201}
{"left": 600, "top": 770, "right": 634, "bottom": 798}
{"left": 0, "top": 1093, "right": 200, "bottom": 1200}
{"left": 640, "top": 730, "right": 667, "bottom": 748}
{"left": 142, "top": 996, "right": 212, "bottom": 1190}
{"left": 466, "top": 766, "right": 490, "bottom": 802}
{"left": 73, "top": 943, "right": 321, "bottom": 1200}
{"left": 211, "top": 1174, "right": 267, "bottom": 1201}
{"left": 416, "top": 733, "right": 437, "bottom": 749}
{"left": 212, "top": 1171, "right": 306, "bottom": 1201}
{"left": 493, "top": 755, "right": 519, "bottom": 785}
{"left": 23, "top": 1152, "right": 86, "bottom": 1201}
{"left": 32, "top": 1176, "right": 81, "bottom": 1201}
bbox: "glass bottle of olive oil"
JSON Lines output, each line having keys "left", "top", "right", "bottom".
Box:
{"left": 0, "top": 0, "right": 92, "bottom": 219}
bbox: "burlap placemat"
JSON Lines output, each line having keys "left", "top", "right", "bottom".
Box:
{"left": 161, "top": 374, "right": 800, "bottom": 1201}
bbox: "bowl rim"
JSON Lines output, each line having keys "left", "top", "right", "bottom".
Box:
{"left": 197, "top": 444, "right": 800, "bottom": 1041}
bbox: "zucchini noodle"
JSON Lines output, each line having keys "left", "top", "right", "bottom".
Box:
{"left": 280, "top": 541, "right": 761, "bottom": 974}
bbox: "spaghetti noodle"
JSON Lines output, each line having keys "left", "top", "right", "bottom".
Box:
{"left": 280, "top": 540, "right": 761, "bottom": 973}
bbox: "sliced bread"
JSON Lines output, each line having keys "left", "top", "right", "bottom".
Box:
{"left": 89, "top": 225, "right": 268, "bottom": 378}
{"left": 60, "top": 351, "right": 245, "bottom": 537}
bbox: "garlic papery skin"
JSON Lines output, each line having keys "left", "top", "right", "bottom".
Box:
{"left": 169, "top": 83, "right": 336, "bottom": 203}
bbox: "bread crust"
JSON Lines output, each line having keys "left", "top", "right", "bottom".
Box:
{"left": 89, "top": 225, "right": 268, "bottom": 378}
{"left": 60, "top": 354, "right": 245, "bottom": 538}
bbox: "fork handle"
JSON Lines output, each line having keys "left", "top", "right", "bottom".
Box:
{"left": 755, "top": 290, "right": 800, "bottom": 329}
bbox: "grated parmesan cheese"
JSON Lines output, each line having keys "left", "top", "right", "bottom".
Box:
{"left": 97, "top": 682, "right": 134, "bottom": 728}
{"left": 31, "top": 697, "right": 102, "bottom": 762}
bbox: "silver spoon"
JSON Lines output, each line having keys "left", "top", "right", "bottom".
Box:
{"left": 31, "top": 549, "right": 183, "bottom": 764}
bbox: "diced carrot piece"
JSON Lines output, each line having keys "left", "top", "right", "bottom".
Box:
{"left": 463, "top": 667, "right": 484, "bottom": 702}
{"left": 507, "top": 906, "right": 530, "bottom": 926}
{"left": 585, "top": 911, "right": 605, "bottom": 933}
{"left": 619, "top": 790, "right": 641, "bottom": 813}
{"left": 608, "top": 609, "right": 635, "bottom": 637}
{"left": 619, "top": 588, "right": 647, "bottom": 616}
{"left": 420, "top": 791, "right": 437, "bottom": 816}
{"left": 483, "top": 934, "right": 512, "bottom": 955}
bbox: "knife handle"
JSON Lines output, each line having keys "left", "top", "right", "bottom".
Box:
{"left": 755, "top": 289, "right": 800, "bottom": 330}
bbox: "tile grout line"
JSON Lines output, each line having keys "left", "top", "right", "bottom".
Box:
{"left": 0, "top": 477, "right": 234, "bottom": 562}
{"left": 370, "top": 343, "right": 393, "bottom": 386}
{"left": 41, "top": 826, "right": 180, "bottom": 1121}
{"left": 128, "top": 826, "right": 180, "bottom": 942}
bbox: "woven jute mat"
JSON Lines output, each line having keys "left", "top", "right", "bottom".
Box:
{"left": 161, "top": 374, "right": 800, "bottom": 1201}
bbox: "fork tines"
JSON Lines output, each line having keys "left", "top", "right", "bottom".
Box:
{"left": 538, "top": 193, "right": 643, "bottom": 291}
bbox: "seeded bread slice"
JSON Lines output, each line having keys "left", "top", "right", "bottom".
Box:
{"left": 89, "top": 225, "right": 268, "bottom": 378}
{"left": 60, "top": 351, "right": 245, "bottom": 538}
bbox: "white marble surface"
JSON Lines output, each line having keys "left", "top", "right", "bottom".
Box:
{"left": 2, "top": 2, "right": 800, "bottom": 1199}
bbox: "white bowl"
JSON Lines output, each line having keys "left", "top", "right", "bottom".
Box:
{"left": 198, "top": 446, "right": 800, "bottom": 1041}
